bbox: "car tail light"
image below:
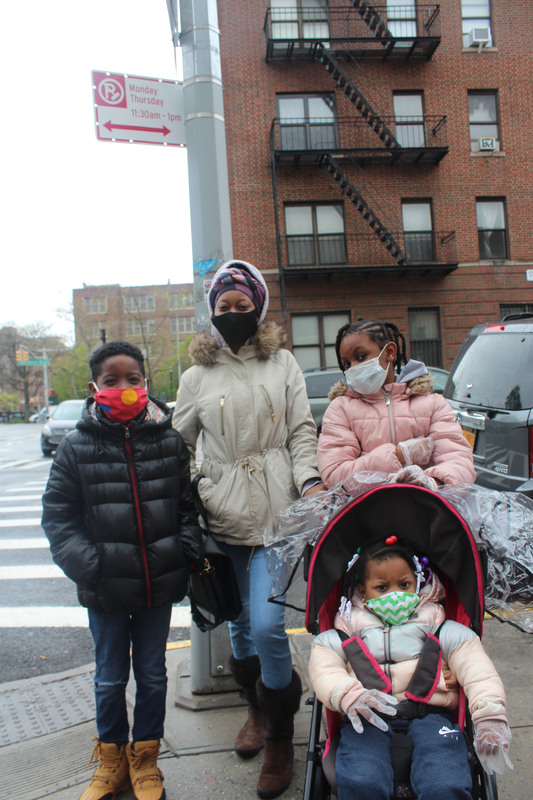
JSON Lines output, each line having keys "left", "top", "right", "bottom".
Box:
{"left": 484, "top": 324, "right": 506, "bottom": 332}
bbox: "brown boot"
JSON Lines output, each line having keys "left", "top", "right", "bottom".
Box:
{"left": 256, "top": 671, "right": 302, "bottom": 799}
{"left": 126, "top": 740, "right": 165, "bottom": 800}
{"left": 79, "top": 739, "right": 130, "bottom": 800}
{"left": 236, "top": 707, "right": 265, "bottom": 758}
{"left": 230, "top": 655, "right": 265, "bottom": 758}
{"left": 257, "top": 740, "right": 294, "bottom": 799}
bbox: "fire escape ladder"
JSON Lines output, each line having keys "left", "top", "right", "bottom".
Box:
{"left": 350, "top": 0, "right": 393, "bottom": 46}
{"left": 322, "top": 154, "right": 406, "bottom": 266}
{"left": 315, "top": 45, "right": 399, "bottom": 148}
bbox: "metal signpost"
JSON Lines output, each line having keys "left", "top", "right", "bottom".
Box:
{"left": 93, "top": 7, "right": 236, "bottom": 704}
{"left": 92, "top": 71, "right": 186, "bottom": 147}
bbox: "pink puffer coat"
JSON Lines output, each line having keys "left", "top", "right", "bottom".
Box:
{"left": 317, "top": 378, "right": 476, "bottom": 488}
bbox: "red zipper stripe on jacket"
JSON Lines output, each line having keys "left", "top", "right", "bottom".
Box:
{"left": 125, "top": 432, "right": 152, "bottom": 609}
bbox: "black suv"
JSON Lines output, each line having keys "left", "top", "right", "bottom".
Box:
{"left": 444, "top": 314, "right": 533, "bottom": 497}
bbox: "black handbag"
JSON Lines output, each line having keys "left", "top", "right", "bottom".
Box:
{"left": 188, "top": 476, "right": 242, "bottom": 632}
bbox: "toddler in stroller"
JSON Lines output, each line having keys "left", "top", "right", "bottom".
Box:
{"left": 305, "top": 484, "right": 512, "bottom": 800}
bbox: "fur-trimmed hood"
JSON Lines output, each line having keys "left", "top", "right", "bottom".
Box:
{"left": 328, "top": 372, "right": 434, "bottom": 402}
{"left": 187, "top": 320, "right": 287, "bottom": 367}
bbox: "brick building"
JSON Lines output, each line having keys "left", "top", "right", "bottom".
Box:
{"left": 216, "top": 0, "right": 533, "bottom": 369}
{"left": 72, "top": 283, "right": 195, "bottom": 385}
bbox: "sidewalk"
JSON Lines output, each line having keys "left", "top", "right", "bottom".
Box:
{"left": 0, "top": 622, "right": 531, "bottom": 800}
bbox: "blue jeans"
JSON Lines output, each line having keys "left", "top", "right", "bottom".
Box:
{"left": 336, "top": 712, "right": 472, "bottom": 800}
{"left": 220, "top": 543, "right": 292, "bottom": 690}
{"left": 88, "top": 603, "right": 172, "bottom": 744}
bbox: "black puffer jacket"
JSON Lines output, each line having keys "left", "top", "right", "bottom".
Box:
{"left": 42, "top": 397, "right": 203, "bottom": 613}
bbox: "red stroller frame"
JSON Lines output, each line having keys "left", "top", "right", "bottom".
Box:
{"left": 303, "top": 484, "right": 498, "bottom": 800}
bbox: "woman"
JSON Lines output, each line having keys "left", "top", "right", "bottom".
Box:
{"left": 173, "top": 259, "right": 324, "bottom": 798}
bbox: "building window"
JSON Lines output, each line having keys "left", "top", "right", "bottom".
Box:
{"left": 285, "top": 204, "right": 346, "bottom": 266}
{"left": 402, "top": 201, "right": 434, "bottom": 262}
{"left": 393, "top": 93, "right": 425, "bottom": 148}
{"left": 461, "top": 0, "right": 492, "bottom": 47}
{"left": 83, "top": 296, "right": 107, "bottom": 314}
{"left": 85, "top": 322, "right": 106, "bottom": 340}
{"left": 409, "top": 308, "right": 442, "bottom": 367}
{"left": 169, "top": 292, "right": 194, "bottom": 310}
{"left": 277, "top": 94, "right": 337, "bottom": 151}
{"left": 468, "top": 91, "right": 499, "bottom": 147}
{"left": 171, "top": 316, "right": 195, "bottom": 335}
{"left": 500, "top": 303, "right": 533, "bottom": 319}
{"left": 476, "top": 199, "right": 508, "bottom": 259}
{"left": 292, "top": 312, "right": 350, "bottom": 370}
{"left": 387, "top": 0, "right": 417, "bottom": 41}
{"left": 126, "top": 319, "right": 155, "bottom": 337}
{"left": 271, "top": 0, "right": 329, "bottom": 42}
{"left": 124, "top": 294, "right": 155, "bottom": 312}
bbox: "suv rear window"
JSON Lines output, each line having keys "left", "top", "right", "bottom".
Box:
{"left": 446, "top": 332, "right": 533, "bottom": 409}
{"left": 305, "top": 372, "right": 343, "bottom": 398}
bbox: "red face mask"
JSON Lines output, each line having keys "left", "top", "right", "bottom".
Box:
{"left": 94, "top": 387, "right": 148, "bottom": 423}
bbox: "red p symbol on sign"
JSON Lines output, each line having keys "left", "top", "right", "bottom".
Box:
{"left": 93, "top": 72, "right": 127, "bottom": 108}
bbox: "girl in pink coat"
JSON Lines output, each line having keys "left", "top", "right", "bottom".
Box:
{"left": 317, "top": 319, "right": 476, "bottom": 490}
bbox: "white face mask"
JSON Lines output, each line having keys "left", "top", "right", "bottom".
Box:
{"left": 344, "top": 346, "right": 389, "bottom": 395}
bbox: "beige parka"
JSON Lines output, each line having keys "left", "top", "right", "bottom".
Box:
{"left": 173, "top": 321, "right": 321, "bottom": 546}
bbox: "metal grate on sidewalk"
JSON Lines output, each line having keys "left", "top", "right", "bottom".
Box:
{"left": 0, "top": 672, "right": 95, "bottom": 747}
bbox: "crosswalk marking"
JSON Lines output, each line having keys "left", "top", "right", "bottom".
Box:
{"left": 0, "top": 565, "right": 64, "bottom": 579}
{"left": 0, "top": 476, "right": 193, "bottom": 631}
{"left": 0, "top": 495, "right": 43, "bottom": 502}
{"left": 0, "top": 606, "right": 192, "bottom": 628}
{"left": 0, "top": 538, "right": 48, "bottom": 549}
{"left": 0, "top": 506, "right": 42, "bottom": 513}
{"left": 6, "top": 484, "right": 47, "bottom": 491}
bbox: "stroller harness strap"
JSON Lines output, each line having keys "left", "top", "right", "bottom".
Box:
{"left": 340, "top": 633, "right": 392, "bottom": 693}
{"left": 338, "top": 624, "right": 443, "bottom": 707}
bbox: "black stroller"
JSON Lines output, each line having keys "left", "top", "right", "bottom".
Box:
{"left": 302, "top": 483, "right": 499, "bottom": 800}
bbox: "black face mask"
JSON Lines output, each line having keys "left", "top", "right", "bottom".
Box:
{"left": 211, "top": 310, "right": 258, "bottom": 348}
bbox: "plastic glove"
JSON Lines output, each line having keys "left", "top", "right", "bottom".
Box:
{"left": 474, "top": 720, "right": 513, "bottom": 775}
{"left": 388, "top": 465, "right": 438, "bottom": 491}
{"left": 397, "top": 437, "right": 434, "bottom": 467}
{"left": 346, "top": 690, "right": 398, "bottom": 734}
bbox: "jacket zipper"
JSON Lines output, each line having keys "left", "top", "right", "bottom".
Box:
{"left": 383, "top": 626, "right": 391, "bottom": 679}
{"left": 124, "top": 427, "right": 152, "bottom": 609}
{"left": 385, "top": 391, "right": 397, "bottom": 445}
{"left": 220, "top": 396, "right": 225, "bottom": 435}
{"left": 261, "top": 385, "right": 276, "bottom": 422}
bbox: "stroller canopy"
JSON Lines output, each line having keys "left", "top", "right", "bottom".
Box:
{"left": 305, "top": 484, "right": 484, "bottom": 636}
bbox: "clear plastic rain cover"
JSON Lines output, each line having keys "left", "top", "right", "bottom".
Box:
{"left": 263, "top": 474, "right": 533, "bottom": 634}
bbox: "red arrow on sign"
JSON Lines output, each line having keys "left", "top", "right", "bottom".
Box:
{"left": 103, "top": 121, "right": 171, "bottom": 136}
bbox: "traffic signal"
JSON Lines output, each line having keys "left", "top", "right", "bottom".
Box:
{"left": 16, "top": 348, "right": 28, "bottom": 363}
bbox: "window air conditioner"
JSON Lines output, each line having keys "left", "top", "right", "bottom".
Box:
{"left": 479, "top": 137, "right": 496, "bottom": 150}
{"left": 468, "top": 27, "right": 492, "bottom": 47}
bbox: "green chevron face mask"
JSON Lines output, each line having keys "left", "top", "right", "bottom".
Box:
{"left": 365, "top": 591, "right": 421, "bottom": 626}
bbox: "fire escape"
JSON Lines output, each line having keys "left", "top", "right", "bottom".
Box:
{"left": 265, "top": 3, "right": 457, "bottom": 278}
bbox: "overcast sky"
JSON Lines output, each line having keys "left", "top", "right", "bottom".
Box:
{"left": 0, "top": 1, "right": 192, "bottom": 341}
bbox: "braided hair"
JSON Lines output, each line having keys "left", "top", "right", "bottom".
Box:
{"left": 335, "top": 318, "right": 407, "bottom": 374}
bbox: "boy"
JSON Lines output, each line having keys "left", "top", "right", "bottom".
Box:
{"left": 42, "top": 341, "right": 203, "bottom": 800}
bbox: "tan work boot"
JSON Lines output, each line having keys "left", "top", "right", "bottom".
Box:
{"left": 126, "top": 740, "right": 165, "bottom": 800}
{"left": 79, "top": 738, "right": 130, "bottom": 800}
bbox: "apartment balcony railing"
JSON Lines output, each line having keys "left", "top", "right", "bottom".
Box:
{"left": 270, "top": 115, "right": 448, "bottom": 166}
{"left": 280, "top": 231, "right": 458, "bottom": 274}
{"left": 264, "top": 5, "right": 441, "bottom": 62}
